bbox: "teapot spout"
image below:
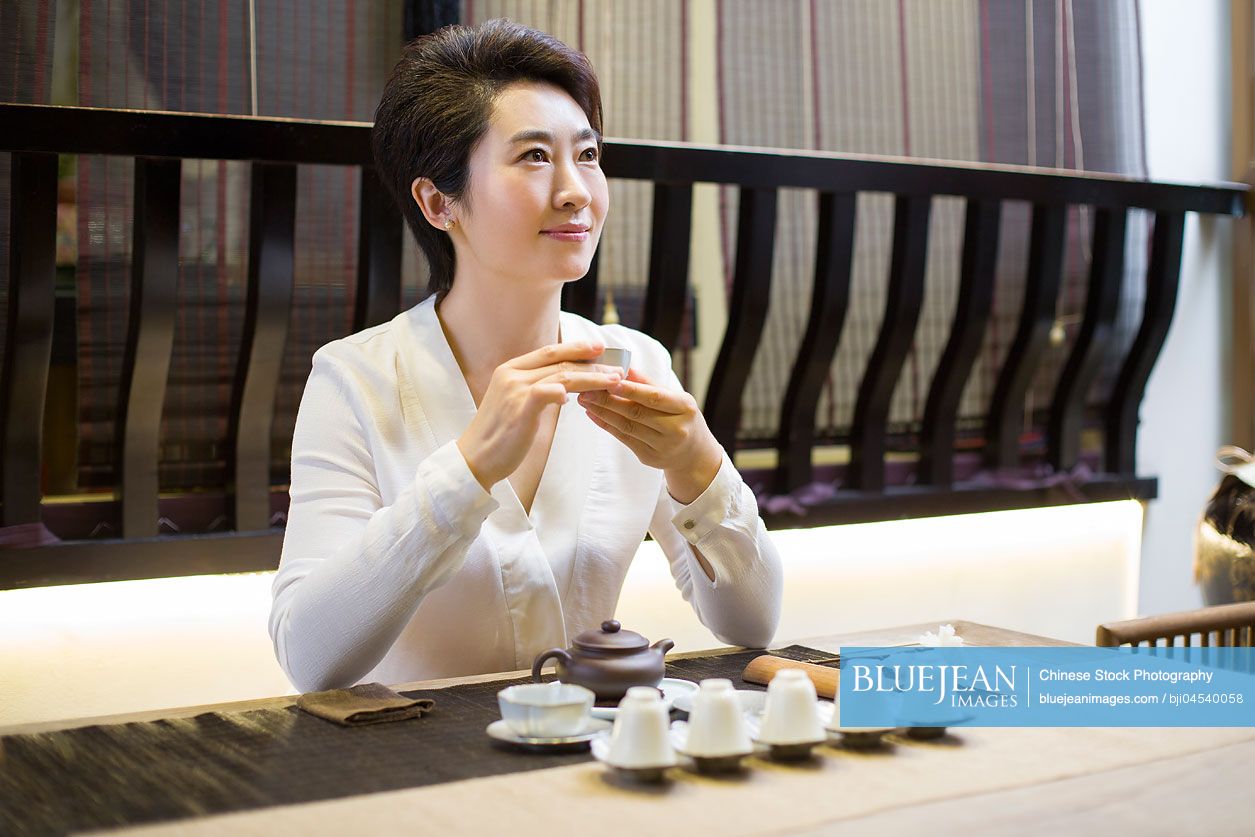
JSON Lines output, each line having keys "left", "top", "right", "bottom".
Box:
{"left": 651, "top": 637, "right": 675, "bottom": 656}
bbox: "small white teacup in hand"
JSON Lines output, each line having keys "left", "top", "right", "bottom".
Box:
{"left": 607, "top": 686, "right": 677, "bottom": 768}
{"left": 684, "top": 678, "right": 753, "bottom": 756}
{"left": 757, "top": 668, "right": 825, "bottom": 744}
{"left": 592, "top": 347, "right": 631, "bottom": 374}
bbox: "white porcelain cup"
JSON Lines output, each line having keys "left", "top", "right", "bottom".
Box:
{"left": 684, "top": 679, "right": 753, "bottom": 756}
{"left": 757, "top": 668, "right": 825, "bottom": 744}
{"left": 607, "top": 686, "right": 677, "bottom": 768}
{"left": 592, "top": 347, "right": 631, "bottom": 373}
{"left": 497, "top": 682, "right": 594, "bottom": 738}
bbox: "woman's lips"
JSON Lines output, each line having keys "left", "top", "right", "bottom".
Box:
{"left": 541, "top": 230, "right": 590, "bottom": 242}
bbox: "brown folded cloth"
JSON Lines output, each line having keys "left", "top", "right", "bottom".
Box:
{"left": 296, "top": 682, "right": 435, "bottom": 727}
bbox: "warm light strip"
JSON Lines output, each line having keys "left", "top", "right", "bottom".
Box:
{"left": 618, "top": 499, "right": 1146, "bottom": 648}
{"left": 765, "top": 499, "right": 1142, "bottom": 563}
{"left": 0, "top": 502, "right": 1144, "bottom": 631}
{"left": 0, "top": 572, "right": 278, "bottom": 630}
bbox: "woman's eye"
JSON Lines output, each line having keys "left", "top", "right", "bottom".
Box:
{"left": 524, "top": 149, "right": 548, "bottom": 162}
{"left": 580, "top": 148, "right": 600, "bottom": 162}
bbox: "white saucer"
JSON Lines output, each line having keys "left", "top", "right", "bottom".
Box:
{"left": 590, "top": 729, "right": 678, "bottom": 779}
{"left": 668, "top": 720, "right": 754, "bottom": 761}
{"left": 485, "top": 717, "right": 611, "bottom": 749}
{"left": 745, "top": 697, "right": 836, "bottom": 727}
{"left": 744, "top": 704, "right": 831, "bottom": 758}
{"left": 588, "top": 678, "right": 699, "bottom": 720}
{"left": 672, "top": 688, "right": 768, "bottom": 716}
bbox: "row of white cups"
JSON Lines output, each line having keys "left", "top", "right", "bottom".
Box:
{"left": 497, "top": 668, "right": 927, "bottom": 780}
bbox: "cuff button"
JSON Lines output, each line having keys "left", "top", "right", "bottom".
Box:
{"left": 683, "top": 519, "right": 696, "bottom": 530}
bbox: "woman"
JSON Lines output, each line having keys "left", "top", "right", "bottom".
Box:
{"left": 269, "top": 19, "right": 783, "bottom": 693}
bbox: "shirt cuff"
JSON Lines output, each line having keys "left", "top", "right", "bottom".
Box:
{"left": 415, "top": 439, "right": 500, "bottom": 538}
{"left": 669, "top": 450, "right": 741, "bottom": 545}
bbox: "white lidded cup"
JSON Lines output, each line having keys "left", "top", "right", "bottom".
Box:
{"left": 684, "top": 678, "right": 752, "bottom": 756}
{"left": 757, "top": 668, "right": 825, "bottom": 744}
{"left": 607, "top": 686, "right": 677, "bottom": 768}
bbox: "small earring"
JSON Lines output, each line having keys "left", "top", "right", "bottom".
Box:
{"left": 444, "top": 218, "right": 455, "bottom": 230}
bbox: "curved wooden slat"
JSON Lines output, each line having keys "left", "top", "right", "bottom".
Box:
{"left": 0, "top": 152, "right": 58, "bottom": 525}
{"left": 918, "top": 199, "right": 1002, "bottom": 486}
{"left": 846, "top": 194, "right": 931, "bottom": 492}
{"left": 1105, "top": 211, "right": 1186, "bottom": 475}
{"left": 353, "top": 166, "right": 402, "bottom": 331}
{"left": 229, "top": 163, "right": 296, "bottom": 532}
{"left": 773, "top": 192, "right": 856, "bottom": 493}
{"left": 984, "top": 203, "right": 1067, "bottom": 469}
{"left": 1048, "top": 208, "right": 1128, "bottom": 470}
{"left": 116, "top": 157, "right": 181, "bottom": 538}
{"left": 704, "top": 187, "right": 778, "bottom": 452}
{"left": 641, "top": 182, "right": 694, "bottom": 351}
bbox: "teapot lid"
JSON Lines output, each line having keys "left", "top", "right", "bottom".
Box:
{"left": 573, "top": 620, "right": 648, "bottom": 652}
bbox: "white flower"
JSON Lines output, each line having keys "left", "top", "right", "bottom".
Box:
{"left": 918, "top": 623, "right": 965, "bottom": 647}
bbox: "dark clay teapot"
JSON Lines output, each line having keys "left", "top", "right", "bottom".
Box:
{"left": 531, "top": 620, "right": 675, "bottom": 703}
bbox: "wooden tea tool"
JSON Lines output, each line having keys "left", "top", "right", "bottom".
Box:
{"left": 741, "top": 655, "right": 839, "bottom": 700}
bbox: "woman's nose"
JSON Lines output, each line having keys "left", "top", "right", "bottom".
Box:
{"left": 552, "top": 159, "right": 592, "bottom": 209}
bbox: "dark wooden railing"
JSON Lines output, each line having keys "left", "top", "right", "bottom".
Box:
{"left": 0, "top": 102, "right": 1247, "bottom": 588}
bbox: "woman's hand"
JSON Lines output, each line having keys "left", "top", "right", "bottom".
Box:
{"left": 577, "top": 368, "right": 724, "bottom": 504}
{"left": 458, "top": 341, "right": 622, "bottom": 490}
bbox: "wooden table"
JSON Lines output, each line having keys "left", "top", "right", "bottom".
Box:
{"left": 8, "top": 620, "right": 1254, "bottom": 835}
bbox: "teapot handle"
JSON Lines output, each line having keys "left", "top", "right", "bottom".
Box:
{"left": 531, "top": 647, "right": 572, "bottom": 682}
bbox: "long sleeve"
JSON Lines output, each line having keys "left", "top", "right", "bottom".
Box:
{"left": 269, "top": 350, "right": 499, "bottom": 692}
{"left": 647, "top": 448, "right": 784, "bottom": 649}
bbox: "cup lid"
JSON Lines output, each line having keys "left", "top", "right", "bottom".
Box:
{"left": 573, "top": 619, "right": 649, "bottom": 652}
{"left": 700, "top": 678, "right": 734, "bottom": 692}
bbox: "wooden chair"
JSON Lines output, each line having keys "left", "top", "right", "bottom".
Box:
{"left": 1096, "top": 601, "right": 1255, "bottom": 648}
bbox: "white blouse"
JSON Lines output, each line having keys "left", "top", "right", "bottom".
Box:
{"left": 269, "top": 295, "right": 784, "bottom": 692}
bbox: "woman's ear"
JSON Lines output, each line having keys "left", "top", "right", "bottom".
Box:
{"left": 411, "top": 176, "right": 456, "bottom": 231}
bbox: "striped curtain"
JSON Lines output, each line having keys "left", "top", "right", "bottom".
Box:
{"left": 718, "top": 0, "right": 1148, "bottom": 447}
{"left": 73, "top": 0, "right": 406, "bottom": 507}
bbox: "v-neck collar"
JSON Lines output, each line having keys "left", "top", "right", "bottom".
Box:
{"left": 405, "top": 294, "right": 581, "bottom": 529}
{"left": 397, "top": 295, "right": 601, "bottom": 660}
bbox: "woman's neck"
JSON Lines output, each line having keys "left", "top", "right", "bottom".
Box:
{"left": 435, "top": 277, "right": 565, "bottom": 402}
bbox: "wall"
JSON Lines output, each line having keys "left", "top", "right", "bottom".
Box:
{"left": 1137, "top": 0, "right": 1234, "bottom": 616}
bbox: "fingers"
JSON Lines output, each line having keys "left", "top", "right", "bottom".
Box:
{"left": 585, "top": 406, "right": 660, "bottom": 452}
{"left": 531, "top": 382, "right": 569, "bottom": 407}
{"left": 536, "top": 367, "right": 623, "bottom": 394}
{"left": 579, "top": 390, "right": 663, "bottom": 443}
{"left": 605, "top": 376, "right": 688, "bottom": 415}
{"left": 517, "top": 359, "right": 622, "bottom": 385}
{"left": 624, "top": 367, "right": 652, "bottom": 384}
{"left": 508, "top": 340, "right": 605, "bottom": 371}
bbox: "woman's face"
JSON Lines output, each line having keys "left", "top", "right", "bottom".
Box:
{"left": 452, "top": 81, "right": 608, "bottom": 290}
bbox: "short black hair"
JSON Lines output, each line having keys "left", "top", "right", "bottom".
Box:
{"left": 371, "top": 19, "right": 604, "bottom": 298}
